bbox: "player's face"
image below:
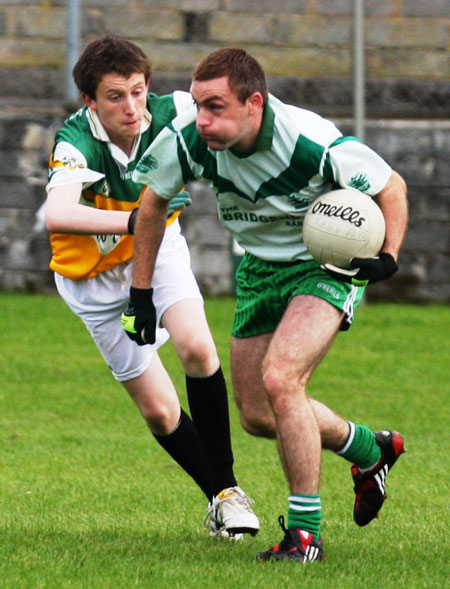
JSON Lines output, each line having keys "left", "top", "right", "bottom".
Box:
{"left": 83, "top": 73, "right": 149, "bottom": 155}
{"left": 190, "top": 76, "right": 263, "bottom": 152}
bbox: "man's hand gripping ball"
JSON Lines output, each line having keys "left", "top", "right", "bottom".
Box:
{"left": 121, "top": 287, "right": 156, "bottom": 345}
{"left": 322, "top": 253, "right": 398, "bottom": 286}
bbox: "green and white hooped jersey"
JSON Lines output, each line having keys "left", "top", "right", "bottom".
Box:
{"left": 133, "top": 94, "right": 392, "bottom": 262}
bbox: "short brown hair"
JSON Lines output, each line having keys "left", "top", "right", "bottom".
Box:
{"left": 193, "top": 47, "right": 268, "bottom": 105}
{"left": 73, "top": 36, "right": 152, "bottom": 100}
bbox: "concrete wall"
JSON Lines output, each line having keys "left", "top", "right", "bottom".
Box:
{"left": 0, "top": 1, "right": 449, "bottom": 301}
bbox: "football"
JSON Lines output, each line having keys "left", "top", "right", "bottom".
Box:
{"left": 302, "top": 188, "right": 386, "bottom": 269}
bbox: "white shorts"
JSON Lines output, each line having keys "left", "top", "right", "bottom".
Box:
{"left": 55, "top": 223, "right": 202, "bottom": 382}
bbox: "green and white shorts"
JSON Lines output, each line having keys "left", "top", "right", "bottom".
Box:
{"left": 232, "top": 253, "right": 365, "bottom": 338}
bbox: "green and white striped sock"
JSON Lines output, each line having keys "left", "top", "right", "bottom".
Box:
{"left": 287, "top": 494, "right": 322, "bottom": 540}
{"left": 337, "top": 422, "right": 381, "bottom": 470}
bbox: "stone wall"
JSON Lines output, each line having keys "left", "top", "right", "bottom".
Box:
{"left": 0, "top": 1, "right": 448, "bottom": 117}
{"left": 0, "top": 1, "right": 449, "bottom": 301}
{"left": 0, "top": 110, "right": 61, "bottom": 292}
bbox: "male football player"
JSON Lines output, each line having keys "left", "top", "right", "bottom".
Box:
{"left": 123, "top": 47, "right": 407, "bottom": 561}
{"left": 45, "top": 38, "right": 259, "bottom": 539}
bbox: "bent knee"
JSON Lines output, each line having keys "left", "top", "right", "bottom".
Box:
{"left": 178, "top": 336, "right": 218, "bottom": 376}
{"left": 262, "top": 364, "right": 307, "bottom": 399}
{"left": 238, "top": 405, "right": 276, "bottom": 439}
{"left": 262, "top": 366, "right": 309, "bottom": 418}
{"left": 142, "top": 405, "right": 179, "bottom": 435}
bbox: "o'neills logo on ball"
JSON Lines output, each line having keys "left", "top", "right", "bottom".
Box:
{"left": 311, "top": 200, "right": 366, "bottom": 228}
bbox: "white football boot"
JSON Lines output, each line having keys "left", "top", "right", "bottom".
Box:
{"left": 208, "top": 486, "right": 260, "bottom": 538}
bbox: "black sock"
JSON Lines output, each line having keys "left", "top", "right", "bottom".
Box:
{"left": 152, "top": 409, "right": 213, "bottom": 500}
{"left": 186, "top": 367, "right": 237, "bottom": 496}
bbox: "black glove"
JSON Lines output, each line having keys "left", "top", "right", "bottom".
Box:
{"left": 127, "top": 191, "right": 191, "bottom": 235}
{"left": 121, "top": 287, "right": 156, "bottom": 345}
{"left": 322, "top": 253, "right": 398, "bottom": 286}
{"left": 350, "top": 253, "right": 398, "bottom": 283}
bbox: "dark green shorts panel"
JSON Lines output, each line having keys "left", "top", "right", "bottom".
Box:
{"left": 232, "top": 254, "right": 365, "bottom": 338}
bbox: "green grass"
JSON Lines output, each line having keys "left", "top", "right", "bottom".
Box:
{"left": 1, "top": 293, "right": 449, "bottom": 588}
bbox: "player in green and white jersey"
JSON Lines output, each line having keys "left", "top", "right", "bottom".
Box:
{"left": 124, "top": 48, "right": 408, "bottom": 562}
{"left": 44, "top": 38, "right": 259, "bottom": 540}
{"left": 133, "top": 93, "right": 393, "bottom": 265}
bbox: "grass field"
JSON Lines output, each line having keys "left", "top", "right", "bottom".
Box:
{"left": 1, "top": 293, "right": 449, "bottom": 588}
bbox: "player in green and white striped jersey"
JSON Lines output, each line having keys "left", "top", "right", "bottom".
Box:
{"left": 133, "top": 94, "right": 391, "bottom": 264}
{"left": 124, "top": 48, "right": 408, "bottom": 562}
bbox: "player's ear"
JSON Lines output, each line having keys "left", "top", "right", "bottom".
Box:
{"left": 82, "top": 92, "right": 97, "bottom": 110}
{"left": 247, "top": 92, "right": 264, "bottom": 114}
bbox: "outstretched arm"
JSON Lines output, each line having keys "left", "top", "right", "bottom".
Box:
{"left": 46, "top": 184, "right": 131, "bottom": 234}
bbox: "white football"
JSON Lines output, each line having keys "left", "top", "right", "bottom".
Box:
{"left": 302, "top": 188, "right": 386, "bottom": 269}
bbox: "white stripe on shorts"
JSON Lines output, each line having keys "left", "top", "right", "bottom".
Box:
{"left": 342, "top": 285, "right": 359, "bottom": 326}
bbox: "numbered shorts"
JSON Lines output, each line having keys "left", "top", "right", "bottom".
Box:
{"left": 55, "top": 227, "right": 202, "bottom": 382}
{"left": 232, "top": 253, "right": 365, "bottom": 338}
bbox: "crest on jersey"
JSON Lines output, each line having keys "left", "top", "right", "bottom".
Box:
{"left": 50, "top": 154, "right": 86, "bottom": 171}
{"left": 92, "top": 233, "right": 121, "bottom": 255}
{"left": 349, "top": 174, "right": 370, "bottom": 192}
{"left": 287, "top": 193, "right": 310, "bottom": 210}
{"left": 136, "top": 153, "right": 158, "bottom": 174}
